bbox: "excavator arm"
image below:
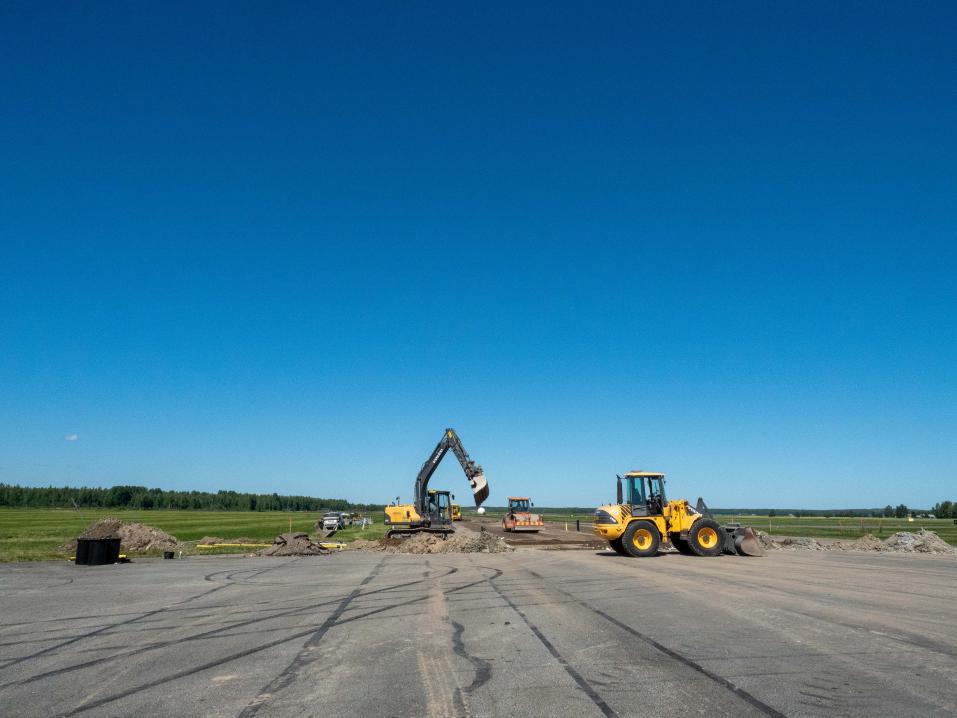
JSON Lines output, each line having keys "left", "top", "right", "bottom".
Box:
{"left": 414, "top": 428, "right": 489, "bottom": 514}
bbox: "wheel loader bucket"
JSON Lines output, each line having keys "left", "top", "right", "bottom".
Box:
{"left": 721, "top": 524, "right": 765, "bottom": 556}
{"left": 733, "top": 526, "right": 765, "bottom": 557}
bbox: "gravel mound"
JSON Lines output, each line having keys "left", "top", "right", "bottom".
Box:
{"left": 258, "top": 532, "right": 329, "bottom": 556}
{"left": 757, "top": 529, "right": 954, "bottom": 555}
{"left": 62, "top": 518, "right": 180, "bottom": 552}
{"left": 881, "top": 529, "right": 955, "bottom": 554}
{"left": 776, "top": 535, "right": 830, "bottom": 551}
{"left": 347, "top": 527, "right": 512, "bottom": 554}
{"left": 833, "top": 534, "right": 885, "bottom": 551}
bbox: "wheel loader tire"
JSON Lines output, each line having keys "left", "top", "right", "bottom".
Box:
{"left": 608, "top": 537, "right": 628, "bottom": 555}
{"left": 688, "top": 519, "right": 724, "bottom": 557}
{"left": 622, "top": 521, "right": 660, "bottom": 557}
{"left": 672, "top": 535, "right": 695, "bottom": 555}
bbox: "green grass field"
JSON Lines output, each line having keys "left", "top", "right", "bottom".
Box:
{"left": 0, "top": 508, "right": 387, "bottom": 562}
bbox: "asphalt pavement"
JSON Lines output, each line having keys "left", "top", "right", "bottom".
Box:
{"left": 1, "top": 548, "right": 955, "bottom": 717}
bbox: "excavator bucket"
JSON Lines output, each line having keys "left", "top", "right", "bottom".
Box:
{"left": 470, "top": 473, "right": 489, "bottom": 507}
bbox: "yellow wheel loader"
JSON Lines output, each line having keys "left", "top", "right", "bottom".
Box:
{"left": 592, "top": 471, "right": 764, "bottom": 557}
{"left": 384, "top": 428, "right": 489, "bottom": 538}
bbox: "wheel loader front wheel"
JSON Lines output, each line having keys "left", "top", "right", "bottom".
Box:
{"left": 622, "top": 521, "right": 660, "bottom": 557}
{"left": 688, "top": 519, "right": 724, "bottom": 557}
{"left": 608, "top": 537, "right": 628, "bottom": 555}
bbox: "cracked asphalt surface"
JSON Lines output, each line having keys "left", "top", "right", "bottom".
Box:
{"left": 1, "top": 549, "right": 955, "bottom": 717}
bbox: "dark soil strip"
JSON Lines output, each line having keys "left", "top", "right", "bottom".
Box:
{"left": 524, "top": 567, "right": 785, "bottom": 718}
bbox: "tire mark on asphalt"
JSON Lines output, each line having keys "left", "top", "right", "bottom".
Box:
{"left": 61, "top": 558, "right": 387, "bottom": 716}
{"left": 237, "top": 557, "right": 387, "bottom": 717}
{"left": 0, "top": 560, "right": 300, "bottom": 676}
{"left": 450, "top": 619, "right": 490, "bottom": 717}
{"left": 574, "top": 554, "right": 957, "bottom": 660}
{"left": 522, "top": 565, "right": 786, "bottom": 718}
{"left": 3, "top": 562, "right": 461, "bottom": 690}
{"left": 474, "top": 562, "right": 618, "bottom": 718}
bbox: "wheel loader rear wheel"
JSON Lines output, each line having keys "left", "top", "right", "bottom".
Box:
{"left": 608, "top": 537, "right": 628, "bottom": 555}
{"left": 688, "top": 519, "right": 724, "bottom": 557}
{"left": 622, "top": 521, "right": 660, "bottom": 557}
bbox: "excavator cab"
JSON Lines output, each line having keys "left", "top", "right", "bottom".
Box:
{"left": 426, "top": 490, "right": 453, "bottom": 523}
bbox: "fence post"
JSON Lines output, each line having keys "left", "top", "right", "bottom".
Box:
{"left": 576, "top": 519, "right": 580, "bottom": 532}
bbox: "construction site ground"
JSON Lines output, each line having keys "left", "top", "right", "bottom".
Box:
{"left": 2, "top": 549, "right": 955, "bottom": 717}
{"left": 460, "top": 517, "right": 605, "bottom": 548}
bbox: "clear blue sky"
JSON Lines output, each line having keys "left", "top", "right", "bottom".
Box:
{"left": 1, "top": 2, "right": 955, "bottom": 508}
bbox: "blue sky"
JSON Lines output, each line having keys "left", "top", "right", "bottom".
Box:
{"left": 1, "top": 2, "right": 955, "bottom": 508}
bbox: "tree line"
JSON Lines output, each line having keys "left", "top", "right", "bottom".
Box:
{"left": 0, "top": 483, "right": 383, "bottom": 512}
{"left": 930, "top": 500, "right": 956, "bottom": 519}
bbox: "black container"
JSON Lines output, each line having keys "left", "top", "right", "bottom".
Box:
{"left": 163, "top": 551, "right": 175, "bottom": 560}
{"left": 75, "top": 539, "right": 91, "bottom": 565}
{"left": 75, "top": 537, "right": 121, "bottom": 565}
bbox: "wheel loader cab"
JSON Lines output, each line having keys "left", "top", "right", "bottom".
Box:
{"left": 619, "top": 473, "right": 666, "bottom": 517}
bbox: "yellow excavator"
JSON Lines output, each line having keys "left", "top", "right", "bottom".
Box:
{"left": 384, "top": 428, "right": 489, "bottom": 538}
{"left": 593, "top": 471, "right": 764, "bottom": 557}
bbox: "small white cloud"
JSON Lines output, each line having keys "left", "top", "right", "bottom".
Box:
{"left": 64, "top": 434, "right": 79, "bottom": 441}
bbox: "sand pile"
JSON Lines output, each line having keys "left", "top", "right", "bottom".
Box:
{"left": 347, "top": 527, "right": 512, "bottom": 554}
{"left": 62, "top": 517, "right": 179, "bottom": 552}
{"left": 757, "top": 529, "right": 954, "bottom": 555}
{"left": 258, "top": 532, "right": 329, "bottom": 556}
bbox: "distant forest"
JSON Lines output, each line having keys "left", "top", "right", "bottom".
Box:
{"left": 0, "top": 483, "right": 383, "bottom": 512}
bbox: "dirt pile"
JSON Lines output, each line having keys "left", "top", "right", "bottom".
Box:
{"left": 80, "top": 518, "right": 123, "bottom": 539}
{"left": 757, "top": 529, "right": 955, "bottom": 555}
{"left": 62, "top": 518, "right": 179, "bottom": 552}
{"left": 259, "top": 532, "right": 329, "bottom": 556}
{"left": 347, "top": 527, "right": 512, "bottom": 554}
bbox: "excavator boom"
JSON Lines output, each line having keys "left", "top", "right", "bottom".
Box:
{"left": 414, "top": 428, "right": 489, "bottom": 513}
